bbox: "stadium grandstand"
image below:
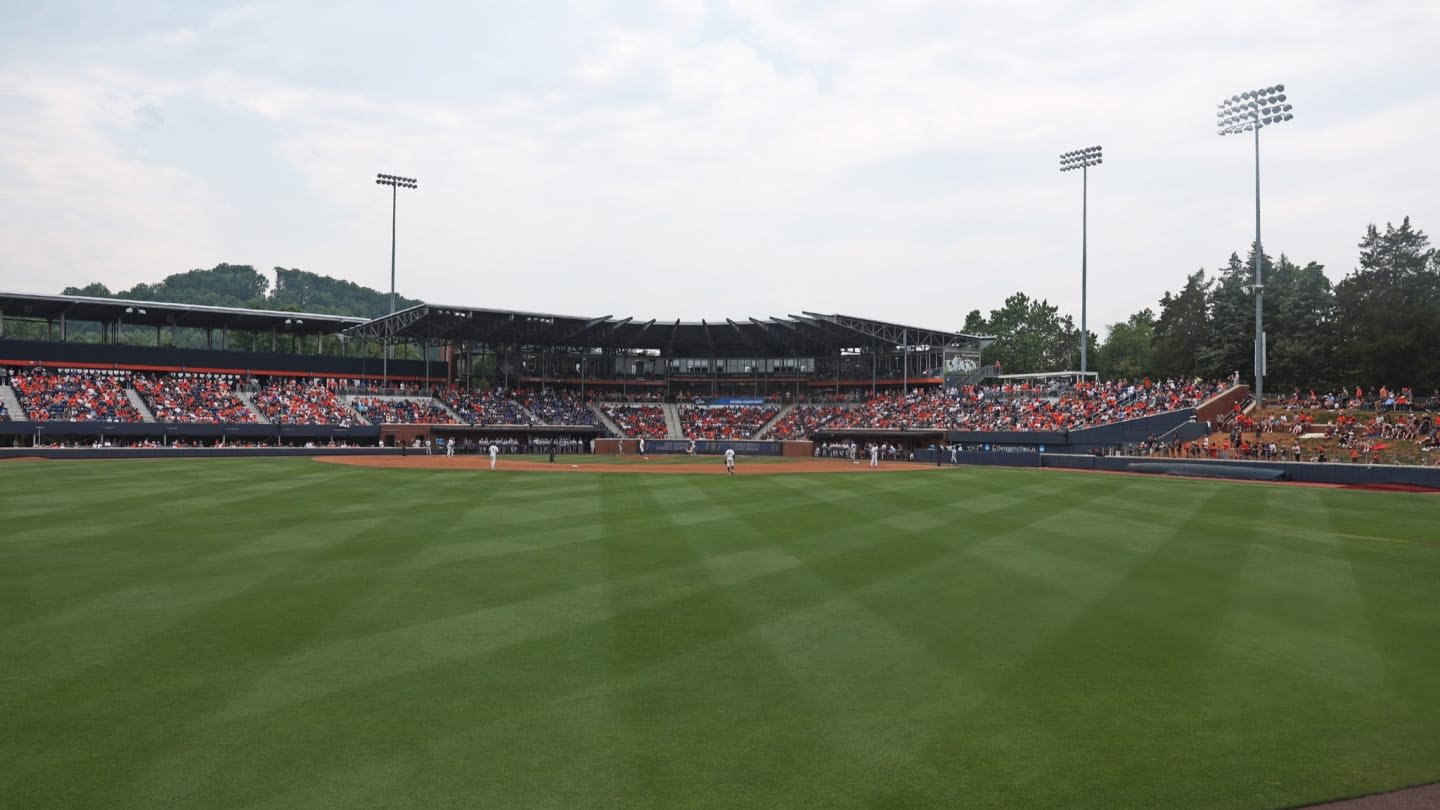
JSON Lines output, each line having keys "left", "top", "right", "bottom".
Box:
{"left": 1, "top": 288, "right": 1255, "bottom": 455}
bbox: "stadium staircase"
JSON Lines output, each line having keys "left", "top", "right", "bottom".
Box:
{"left": 590, "top": 403, "right": 624, "bottom": 437}
{"left": 240, "top": 393, "right": 270, "bottom": 424}
{"left": 434, "top": 397, "right": 465, "bottom": 423}
{"left": 753, "top": 404, "right": 793, "bottom": 440}
{"left": 662, "top": 403, "right": 683, "bottom": 438}
{"left": 956, "top": 363, "right": 1002, "bottom": 386}
{"left": 124, "top": 387, "right": 157, "bottom": 422}
{"left": 513, "top": 401, "right": 539, "bottom": 425}
{"left": 0, "top": 384, "right": 24, "bottom": 420}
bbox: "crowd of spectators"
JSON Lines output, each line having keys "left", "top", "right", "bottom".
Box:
{"left": 133, "top": 373, "right": 257, "bottom": 424}
{"left": 822, "top": 378, "right": 1228, "bottom": 433}
{"left": 252, "top": 379, "right": 353, "bottom": 425}
{"left": 11, "top": 367, "right": 144, "bottom": 422}
{"left": 521, "top": 389, "right": 599, "bottom": 426}
{"left": 352, "top": 397, "right": 457, "bottom": 425}
{"left": 677, "top": 405, "right": 779, "bottom": 440}
{"left": 438, "top": 386, "right": 530, "bottom": 425}
{"left": 1280, "top": 386, "right": 1436, "bottom": 412}
{"left": 766, "top": 405, "right": 847, "bottom": 439}
{"left": 600, "top": 404, "right": 668, "bottom": 438}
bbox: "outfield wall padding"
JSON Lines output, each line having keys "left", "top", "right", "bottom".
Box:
{"left": 1031, "top": 453, "right": 1440, "bottom": 489}
{"left": 938, "top": 450, "right": 1439, "bottom": 488}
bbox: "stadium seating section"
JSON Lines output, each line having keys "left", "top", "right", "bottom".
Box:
{"left": 438, "top": 387, "right": 530, "bottom": 425}
{"left": 134, "top": 373, "right": 258, "bottom": 424}
{"left": 678, "top": 405, "right": 779, "bottom": 439}
{"left": 520, "top": 390, "right": 599, "bottom": 426}
{"left": 766, "top": 405, "right": 847, "bottom": 439}
{"left": 0, "top": 369, "right": 1236, "bottom": 437}
{"left": 600, "top": 404, "right": 668, "bottom": 438}
{"left": 252, "top": 380, "right": 353, "bottom": 425}
{"left": 825, "top": 379, "right": 1227, "bottom": 432}
{"left": 11, "top": 368, "right": 144, "bottom": 422}
{"left": 352, "top": 397, "right": 457, "bottom": 425}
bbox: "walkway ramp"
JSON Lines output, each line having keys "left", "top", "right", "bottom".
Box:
{"left": 663, "top": 403, "right": 683, "bottom": 438}
{"left": 754, "top": 404, "right": 793, "bottom": 439}
{"left": 124, "top": 387, "right": 156, "bottom": 423}
{"left": 0, "top": 385, "right": 26, "bottom": 421}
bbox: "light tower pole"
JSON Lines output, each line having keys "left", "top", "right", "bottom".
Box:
{"left": 1059, "top": 145, "right": 1102, "bottom": 375}
{"left": 375, "top": 172, "right": 418, "bottom": 387}
{"left": 1217, "top": 85, "right": 1293, "bottom": 403}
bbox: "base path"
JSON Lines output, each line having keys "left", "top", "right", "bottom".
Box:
{"left": 1297, "top": 782, "right": 1440, "bottom": 810}
{"left": 316, "top": 456, "right": 938, "bottom": 475}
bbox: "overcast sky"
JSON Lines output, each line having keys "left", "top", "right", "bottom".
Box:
{"left": 2, "top": 1, "right": 1436, "bottom": 338}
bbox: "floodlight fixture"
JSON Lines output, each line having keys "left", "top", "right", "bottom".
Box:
{"left": 1058, "top": 144, "right": 1103, "bottom": 373}
{"left": 1215, "top": 83, "right": 1296, "bottom": 402}
{"left": 376, "top": 171, "right": 419, "bottom": 385}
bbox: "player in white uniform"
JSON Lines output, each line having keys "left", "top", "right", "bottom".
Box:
{"left": 869, "top": 444, "right": 879, "bottom": 467}
{"left": 724, "top": 447, "right": 736, "bottom": 474}
{"left": 489, "top": 443, "right": 499, "bottom": 470}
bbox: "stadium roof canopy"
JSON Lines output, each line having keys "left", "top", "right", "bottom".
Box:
{"left": 0, "top": 290, "right": 367, "bottom": 336}
{"left": 346, "top": 304, "right": 994, "bottom": 357}
{"left": 0, "top": 290, "right": 994, "bottom": 358}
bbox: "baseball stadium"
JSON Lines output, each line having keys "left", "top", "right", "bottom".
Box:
{"left": 2, "top": 287, "right": 1439, "bottom": 810}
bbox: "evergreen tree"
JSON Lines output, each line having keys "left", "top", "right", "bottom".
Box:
{"left": 1333, "top": 217, "right": 1440, "bottom": 389}
{"left": 1265, "top": 257, "right": 1337, "bottom": 391}
{"left": 1151, "top": 269, "right": 1211, "bottom": 379}
{"left": 1198, "top": 251, "right": 1263, "bottom": 380}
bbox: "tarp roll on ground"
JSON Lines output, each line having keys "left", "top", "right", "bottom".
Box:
{"left": 1126, "top": 462, "right": 1288, "bottom": 481}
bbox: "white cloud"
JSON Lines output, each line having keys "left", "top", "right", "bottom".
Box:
{"left": 0, "top": 0, "right": 1437, "bottom": 337}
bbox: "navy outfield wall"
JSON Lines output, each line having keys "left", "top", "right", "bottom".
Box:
{"left": 943, "top": 450, "right": 1440, "bottom": 489}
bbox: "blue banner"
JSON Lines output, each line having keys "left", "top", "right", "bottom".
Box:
{"left": 705, "top": 397, "right": 767, "bottom": 406}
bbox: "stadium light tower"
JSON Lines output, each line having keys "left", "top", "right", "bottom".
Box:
{"left": 375, "top": 173, "right": 418, "bottom": 386}
{"left": 1217, "top": 84, "right": 1293, "bottom": 403}
{"left": 1059, "top": 145, "right": 1102, "bottom": 375}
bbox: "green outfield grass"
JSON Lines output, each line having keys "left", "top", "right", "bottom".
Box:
{"left": 2, "top": 459, "right": 1438, "bottom": 809}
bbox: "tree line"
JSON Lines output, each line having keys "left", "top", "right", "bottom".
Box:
{"left": 0, "top": 264, "right": 424, "bottom": 357}
{"left": 13, "top": 217, "right": 1440, "bottom": 392}
{"left": 963, "top": 216, "right": 1440, "bottom": 392}
{"left": 60, "top": 263, "right": 421, "bottom": 318}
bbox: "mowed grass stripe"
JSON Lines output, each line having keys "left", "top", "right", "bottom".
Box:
{"left": 2, "top": 459, "right": 1439, "bottom": 809}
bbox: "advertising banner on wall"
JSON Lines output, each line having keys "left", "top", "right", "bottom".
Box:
{"left": 942, "top": 347, "right": 979, "bottom": 389}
